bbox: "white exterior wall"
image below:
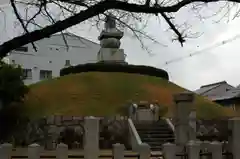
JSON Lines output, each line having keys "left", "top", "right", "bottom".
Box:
{"left": 4, "top": 34, "right": 100, "bottom": 85}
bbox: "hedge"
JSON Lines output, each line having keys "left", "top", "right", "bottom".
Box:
{"left": 60, "top": 63, "right": 169, "bottom": 80}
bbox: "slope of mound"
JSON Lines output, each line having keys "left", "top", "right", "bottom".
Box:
{"left": 24, "top": 72, "right": 235, "bottom": 119}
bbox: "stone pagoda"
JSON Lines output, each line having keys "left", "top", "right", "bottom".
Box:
{"left": 97, "top": 14, "right": 127, "bottom": 64}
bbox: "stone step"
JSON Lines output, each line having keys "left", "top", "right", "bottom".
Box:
{"left": 134, "top": 120, "right": 175, "bottom": 151}
{"left": 145, "top": 141, "right": 174, "bottom": 147}
{"left": 142, "top": 138, "right": 174, "bottom": 144}
{"left": 151, "top": 146, "right": 163, "bottom": 151}
{"left": 135, "top": 122, "right": 170, "bottom": 126}
{"left": 141, "top": 137, "right": 174, "bottom": 142}
{"left": 134, "top": 123, "right": 169, "bottom": 127}
{"left": 136, "top": 126, "right": 170, "bottom": 130}
{"left": 139, "top": 133, "right": 174, "bottom": 138}
{"left": 137, "top": 130, "right": 172, "bottom": 134}
{"left": 136, "top": 125, "right": 171, "bottom": 129}
{"left": 137, "top": 130, "right": 169, "bottom": 133}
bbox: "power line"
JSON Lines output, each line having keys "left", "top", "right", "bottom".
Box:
{"left": 161, "top": 33, "right": 240, "bottom": 67}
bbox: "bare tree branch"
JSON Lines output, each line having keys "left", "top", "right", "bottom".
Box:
{"left": 160, "top": 12, "right": 185, "bottom": 46}
{"left": 1, "top": 0, "right": 240, "bottom": 58}
{"left": 10, "top": 0, "right": 38, "bottom": 51}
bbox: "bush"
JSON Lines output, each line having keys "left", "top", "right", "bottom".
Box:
{"left": 0, "top": 61, "right": 28, "bottom": 107}
{"left": 60, "top": 63, "right": 169, "bottom": 80}
{"left": 0, "top": 61, "right": 29, "bottom": 141}
{"left": 0, "top": 103, "right": 28, "bottom": 143}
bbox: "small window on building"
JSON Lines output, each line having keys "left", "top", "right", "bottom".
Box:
{"left": 11, "top": 60, "right": 15, "bottom": 64}
{"left": 65, "top": 60, "right": 71, "bottom": 67}
{"left": 15, "top": 46, "right": 28, "bottom": 52}
{"left": 40, "top": 70, "right": 52, "bottom": 80}
{"left": 22, "top": 69, "right": 32, "bottom": 79}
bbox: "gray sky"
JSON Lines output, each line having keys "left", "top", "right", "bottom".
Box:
{"left": 1, "top": 1, "right": 240, "bottom": 91}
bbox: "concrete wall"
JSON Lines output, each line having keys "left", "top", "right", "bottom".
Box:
{"left": 4, "top": 34, "right": 100, "bottom": 85}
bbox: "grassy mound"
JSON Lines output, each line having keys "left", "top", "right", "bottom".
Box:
{"left": 23, "top": 72, "right": 236, "bottom": 119}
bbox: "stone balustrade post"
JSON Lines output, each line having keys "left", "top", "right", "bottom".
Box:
{"left": 173, "top": 92, "right": 195, "bottom": 145}
{"left": 0, "top": 143, "right": 12, "bottom": 159}
{"left": 209, "top": 141, "right": 222, "bottom": 159}
{"left": 113, "top": 143, "right": 125, "bottom": 159}
{"left": 138, "top": 143, "right": 150, "bottom": 159}
{"left": 84, "top": 116, "right": 99, "bottom": 159}
{"left": 163, "top": 143, "right": 177, "bottom": 159}
{"left": 28, "top": 143, "right": 41, "bottom": 159}
{"left": 229, "top": 117, "right": 240, "bottom": 159}
{"left": 154, "top": 105, "right": 160, "bottom": 121}
{"left": 56, "top": 143, "right": 68, "bottom": 159}
{"left": 189, "top": 110, "right": 196, "bottom": 140}
{"left": 187, "top": 140, "right": 200, "bottom": 159}
{"left": 201, "top": 141, "right": 210, "bottom": 159}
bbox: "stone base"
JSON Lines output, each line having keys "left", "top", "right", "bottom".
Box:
{"left": 98, "top": 61, "right": 128, "bottom": 65}
{"left": 97, "top": 48, "right": 125, "bottom": 62}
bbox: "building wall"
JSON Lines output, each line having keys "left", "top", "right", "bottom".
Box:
{"left": 215, "top": 98, "right": 240, "bottom": 112}
{"left": 4, "top": 34, "right": 100, "bottom": 85}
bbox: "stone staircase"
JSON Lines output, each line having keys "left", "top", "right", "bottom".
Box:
{"left": 134, "top": 120, "right": 174, "bottom": 151}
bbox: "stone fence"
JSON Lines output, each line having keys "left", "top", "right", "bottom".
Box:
{"left": 0, "top": 141, "right": 236, "bottom": 159}
{"left": 1, "top": 116, "right": 240, "bottom": 159}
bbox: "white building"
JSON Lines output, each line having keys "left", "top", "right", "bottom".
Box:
{"left": 3, "top": 33, "right": 100, "bottom": 85}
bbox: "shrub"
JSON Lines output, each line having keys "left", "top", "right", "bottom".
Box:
{"left": 0, "top": 61, "right": 28, "bottom": 107}
{"left": 60, "top": 63, "right": 169, "bottom": 80}
{"left": 0, "top": 61, "right": 29, "bottom": 141}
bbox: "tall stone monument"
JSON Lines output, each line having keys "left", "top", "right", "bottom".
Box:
{"left": 97, "top": 14, "right": 127, "bottom": 64}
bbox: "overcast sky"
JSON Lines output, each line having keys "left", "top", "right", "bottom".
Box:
{"left": 1, "top": 1, "right": 240, "bottom": 91}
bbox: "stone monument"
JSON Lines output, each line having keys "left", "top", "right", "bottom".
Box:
{"left": 97, "top": 14, "right": 127, "bottom": 64}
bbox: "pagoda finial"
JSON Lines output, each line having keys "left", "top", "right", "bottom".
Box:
{"left": 104, "top": 13, "right": 116, "bottom": 32}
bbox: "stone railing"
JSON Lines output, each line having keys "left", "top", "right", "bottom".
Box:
{"left": 1, "top": 116, "right": 240, "bottom": 159}
{"left": 0, "top": 143, "right": 150, "bottom": 159}
{"left": 165, "top": 118, "right": 175, "bottom": 132}
{"left": 0, "top": 140, "right": 235, "bottom": 159}
{"left": 0, "top": 117, "right": 150, "bottom": 159}
{"left": 127, "top": 118, "right": 142, "bottom": 151}
{"left": 162, "top": 140, "right": 232, "bottom": 159}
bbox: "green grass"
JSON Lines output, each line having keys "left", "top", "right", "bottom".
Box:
{"left": 23, "top": 72, "right": 236, "bottom": 119}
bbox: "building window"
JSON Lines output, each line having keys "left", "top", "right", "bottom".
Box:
{"left": 12, "top": 60, "right": 15, "bottom": 64}
{"left": 40, "top": 70, "right": 52, "bottom": 80}
{"left": 22, "top": 69, "right": 32, "bottom": 79}
{"left": 65, "top": 60, "right": 71, "bottom": 67}
{"left": 15, "top": 46, "right": 28, "bottom": 52}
